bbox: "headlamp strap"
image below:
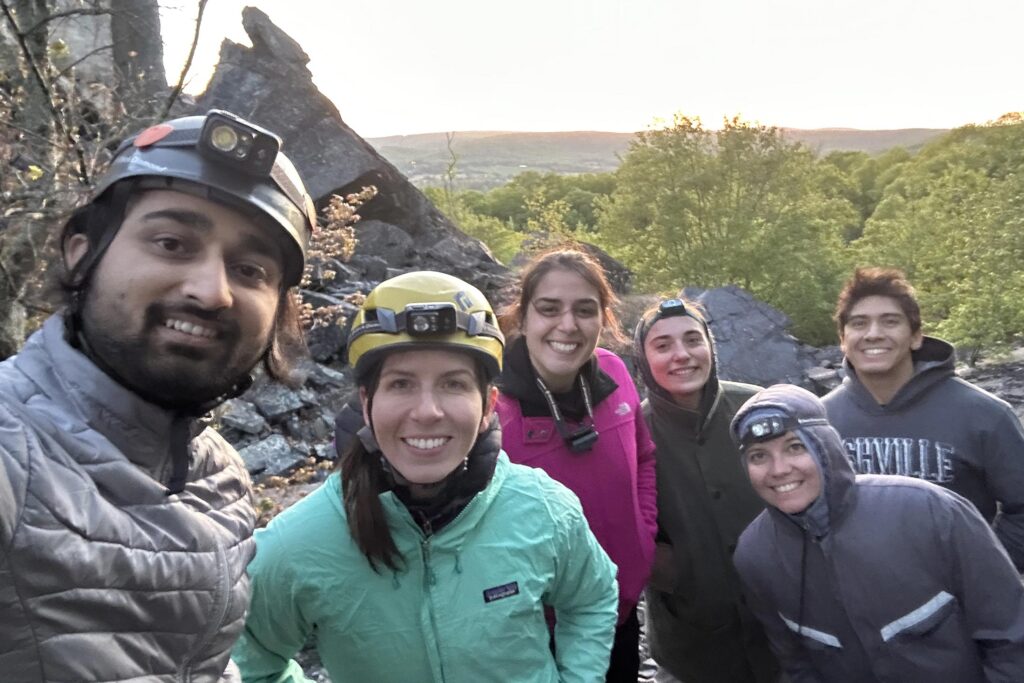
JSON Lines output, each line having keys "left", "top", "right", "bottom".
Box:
{"left": 740, "top": 414, "right": 830, "bottom": 447}
{"left": 535, "top": 375, "right": 598, "bottom": 447}
{"left": 360, "top": 308, "right": 501, "bottom": 340}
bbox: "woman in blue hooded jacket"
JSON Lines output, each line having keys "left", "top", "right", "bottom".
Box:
{"left": 731, "top": 384, "right": 1024, "bottom": 683}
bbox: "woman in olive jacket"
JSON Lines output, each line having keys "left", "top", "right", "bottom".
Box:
{"left": 635, "top": 298, "right": 779, "bottom": 683}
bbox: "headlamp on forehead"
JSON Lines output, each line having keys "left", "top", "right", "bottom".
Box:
{"left": 199, "top": 111, "right": 280, "bottom": 177}
{"left": 658, "top": 298, "right": 688, "bottom": 316}
{"left": 369, "top": 302, "right": 495, "bottom": 339}
{"left": 748, "top": 415, "right": 793, "bottom": 441}
{"left": 738, "top": 413, "right": 829, "bottom": 450}
{"left": 405, "top": 303, "right": 458, "bottom": 336}
{"left": 644, "top": 298, "right": 693, "bottom": 330}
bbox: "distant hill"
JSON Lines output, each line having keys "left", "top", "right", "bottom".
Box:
{"left": 368, "top": 128, "right": 948, "bottom": 190}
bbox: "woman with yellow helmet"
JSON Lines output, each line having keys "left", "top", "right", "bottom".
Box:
{"left": 232, "top": 271, "right": 619, "bottom": 682}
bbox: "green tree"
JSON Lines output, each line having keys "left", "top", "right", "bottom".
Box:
{"left": 594, "top": 114, "right": 852, "bottom": 344}
{"left": 456, "top": 170, "right": 614, "bottom": 233}
{"left": 424, "top": 187, "right": 524, "bottom": 264}
{"left": 853, "top": 119, "right": 1024, "bottom": 354}
{"left": 819, "top": 147, "right": 911, "bottom": 242}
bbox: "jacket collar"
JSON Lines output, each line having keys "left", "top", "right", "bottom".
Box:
{"left": 841, "top": 335, "right": 956, "bottom": 411}
{"left": 646, "top": 379, "right": 723, "bottom": 437}
{"left": 16, "top": 315, "right": 199, "bottom": 483}
{"left": 497, "top": 335, "right": 618, "bottom": 419}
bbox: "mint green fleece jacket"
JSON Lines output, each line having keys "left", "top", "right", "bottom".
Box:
{"left": 233, "top": 453, "right": 618, "bottom": 682}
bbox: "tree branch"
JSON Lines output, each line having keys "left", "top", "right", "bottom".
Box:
{"left": 55, "top": 43, "right": 114, "bottom": 80}
{"left": 162, "top": 0, "right": 208, "bottom": 119}
{"left": 20, "top": 7, "right": 113, "bottom": 38}
{"left": 0, "top": 0, "right": 91, "bottom": 185}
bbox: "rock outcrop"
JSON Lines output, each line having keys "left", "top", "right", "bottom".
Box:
{"left": 196, "top": 7, "right": 510, "bottom": 300}
{"left": 682, "top": 285, "right": 843, "bottom": 392}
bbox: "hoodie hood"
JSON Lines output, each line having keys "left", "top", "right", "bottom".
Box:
{"left": 633, "top": 305, "right": 721, "bottom": 427}
{"left": 731, "top": 384, "right": 856, "bottom": 533}
{"left": 841, "top": 336, "right": 955, "bottom": 411}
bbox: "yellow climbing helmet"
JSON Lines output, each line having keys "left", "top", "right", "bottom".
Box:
{"left": 347, "top": 271, "right": 504, "bottom": 381}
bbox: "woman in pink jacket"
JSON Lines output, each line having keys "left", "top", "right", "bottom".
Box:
{"left": 495, "top": 247, "right": 658, "bottom": 683}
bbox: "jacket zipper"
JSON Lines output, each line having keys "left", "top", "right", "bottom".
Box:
{"left": 172, "top": 416, "right": 233, "bottom": 682}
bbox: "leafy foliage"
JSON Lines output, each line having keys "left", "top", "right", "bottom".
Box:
{"left": 853, "top": 120, "right": 1024, "bottom": 354}
{"left": 592, "top": 115, "right": 852, "bottom": 344}
{"left": 424, "top": 186, "right": 524, "bottom": 265}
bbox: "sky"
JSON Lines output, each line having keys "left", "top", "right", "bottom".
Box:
{"left": 159, "top": 0, "right": 1024, "bottom": 138}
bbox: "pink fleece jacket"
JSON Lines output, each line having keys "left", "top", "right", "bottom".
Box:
{"left": 496, "top": 347, "right": 658, "bottom": 624}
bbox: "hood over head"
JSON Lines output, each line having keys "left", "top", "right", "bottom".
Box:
{"left": 633, "top": 298, "right": 720, "bottom": 419}
{"left": 731, "top": 384, "right": 856, "bottom": 534}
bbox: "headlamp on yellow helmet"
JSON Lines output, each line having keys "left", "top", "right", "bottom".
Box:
{"left": 347, "top": 271, "right": 504, "bottom": 382}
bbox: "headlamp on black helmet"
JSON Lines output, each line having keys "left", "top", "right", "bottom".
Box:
{"left": 198, "top": 111, "right": 280, "bottom": 177}
{"left": 78, "top": 109, "right": 317, "bottom": 288}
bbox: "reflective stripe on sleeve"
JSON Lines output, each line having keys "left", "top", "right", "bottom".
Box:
{"left": 779, "top": 613, "right": 843, "bottom": 648}
{"left": 880, "top": 591, "right": 954, "bottom": 642}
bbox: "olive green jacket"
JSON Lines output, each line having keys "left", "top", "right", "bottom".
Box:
{"left": 642, "top": 379, "right": 779, "bottom": 683}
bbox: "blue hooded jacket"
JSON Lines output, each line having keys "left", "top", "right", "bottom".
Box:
{"left": 731, "top": 384, "right": 1024, "bottom": 683}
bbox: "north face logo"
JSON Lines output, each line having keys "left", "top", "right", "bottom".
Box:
{"left": 615, "top": 402, "right": 631, "bottom": 416}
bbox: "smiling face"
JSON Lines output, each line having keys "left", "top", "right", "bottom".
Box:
{"left": 66, "top": 189, "right": 284, "bottom": 407}
{"left": 840, "top": 295, "right": 923, "bottom": 386}
{"left": 521, "top": 268, "right": 603, "bottom": 392}
{"left": 643, "top": 315, "right": 712, "bottom": 410}
{"left": 363, "top": 349, "right": 495, "bottom": 486}
{"left": 745, "top": 431, "right": 822, "bottom": 514}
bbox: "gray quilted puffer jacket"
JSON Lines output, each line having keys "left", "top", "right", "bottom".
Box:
{"left": 0, "top": 315, "right": 256, "bottom": 682}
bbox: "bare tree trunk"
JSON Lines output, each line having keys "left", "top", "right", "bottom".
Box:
{"left": 110, "top": 0, "right": 165, "bottom": 116}
{"left": 0, "top": 0, "right": 57, "bottom": 359}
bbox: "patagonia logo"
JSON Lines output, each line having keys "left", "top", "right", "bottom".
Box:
{"left": 483, "top": 581, "right": 520, "bottom": 603}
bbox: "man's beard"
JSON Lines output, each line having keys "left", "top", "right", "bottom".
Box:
{"left": 79, "top": 297, "right": 268, "bottom": 411}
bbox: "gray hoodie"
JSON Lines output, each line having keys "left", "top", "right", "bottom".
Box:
{"left": 822, "top": 336, "right": 1024, "bottom": 570}
{"left": 731, "top": 384, "right": 1024, "bottom": 683}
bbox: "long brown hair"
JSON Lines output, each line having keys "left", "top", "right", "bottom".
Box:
{"left": 340, "top": 354, "right": 493, "bottom": 572}
{"left": 499, "top": 246, "right": 627, "bottom": 348}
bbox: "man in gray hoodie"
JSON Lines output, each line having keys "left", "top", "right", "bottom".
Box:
{"left": 821, "top": 267, "right": 1024, "bottom": 570}
{"left": 0, "top": 111, "right": 316, "bottom": 681}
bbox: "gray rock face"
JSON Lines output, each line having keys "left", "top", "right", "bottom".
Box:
{"left": 353, "top": 219, "right": 414, "bottom": 265}
{"left": 196, "top": 7, "right": 511, "bottom": 302}
{"left": 220, "top": 398, "right": 269, "bottom": 435}
{"left": 249, "top": 382, "right": 308, "bottom": 422}
{"left": 672, "top": 285, "right": 844, "bottom": 393}
{"left": 685, "top": 285, "right": 809, "bottom": 387}
{"left": 238, "top": 434, "right": 307, "bottom": 479}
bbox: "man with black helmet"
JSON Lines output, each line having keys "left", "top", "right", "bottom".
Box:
{"left": 0, "top": 111, "right": 316, "bottom": 681}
